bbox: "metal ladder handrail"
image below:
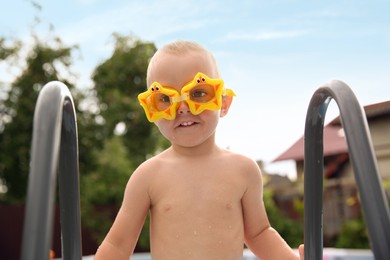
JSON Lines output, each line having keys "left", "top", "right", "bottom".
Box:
{"left": 304, "top": 80, "right": 390, "bottom": 259}
{"left": 21, "top": 81, "right": 82, "bottom": 260}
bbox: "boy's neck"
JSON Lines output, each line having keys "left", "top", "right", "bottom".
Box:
{"left": 170, "top": 135, "right": 219, "bottom": 158}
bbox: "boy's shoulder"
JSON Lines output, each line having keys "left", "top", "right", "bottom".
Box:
{"left": 136, "top": 152, "right": 166, "bottom": 171}
{"left": 221, "top": 148, "right": 258, "bottom": 162}
{"left": 219, "top": 149, "right": 262, "bottom": 171}
{"left": 134, "top": 147, "right": 176, "bottom": 173}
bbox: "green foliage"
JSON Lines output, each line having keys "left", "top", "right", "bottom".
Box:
{"left": 335, "top": 213, "right": 370, "bottom": 249}
{"left": 80, "top": 135, "right": 133, "bottom": 242}
{"left": 0, "top": 37, "right": 21, "bottom": 60}
{"left": 0, "top": 36, "right": 78, "bottom": 203}
{"left": 263, "top": 189, "right": 303, "bottom": 248}
{"left": 0, "top": 28, "right": 165, "bottom": 251}
{"left": 0, "top": 1, "right": 192, "bottom": 252}
{"left": 137, "top": 214, "right": 151, "bottom": 251}
{"left": 82, "top": 136, "right": 134, "bottom": 205}
{"left": 79, "top": 34, "right": 166, "bottom": 251}
{"left": 92, "top": 33, "right": 162, "bottom": 166}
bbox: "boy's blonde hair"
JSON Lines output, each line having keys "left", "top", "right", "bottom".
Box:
{"left": 146, "top": 40, "right": 220, "bottom": 86}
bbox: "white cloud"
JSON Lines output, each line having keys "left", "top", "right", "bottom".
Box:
{"left": 56, "top": 0, "right": 217, "bottom": 48}
{"left": 225, "top": 29, "right": 310, "bottom": 41}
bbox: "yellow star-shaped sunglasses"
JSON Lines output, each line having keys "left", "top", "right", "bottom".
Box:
{"left": 138, "top": 72, "right": 236, "bottom": 122}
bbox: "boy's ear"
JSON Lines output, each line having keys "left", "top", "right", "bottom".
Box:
{"left": 220, "top": 95, "right": 233, "bottom": 118}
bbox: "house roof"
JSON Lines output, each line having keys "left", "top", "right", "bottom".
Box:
{"left": 272, "top": 100, "right": 390, "bottom": 162}
{"left": 329, "top": 100, "right": 390, "bottom": 125}
{"left": 272, "top": 124, "right": 348, "bottom": 162}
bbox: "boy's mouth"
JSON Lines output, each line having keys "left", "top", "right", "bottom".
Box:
{"left": 179, "top": 121, "right": 196, "bottom": 127}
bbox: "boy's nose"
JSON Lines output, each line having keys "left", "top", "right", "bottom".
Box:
{"left": 177, "top": 101, "right": 190, "bottom": 115}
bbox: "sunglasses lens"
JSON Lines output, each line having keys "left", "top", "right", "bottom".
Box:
{"left": 148, "top": 93, "right": 172, "bottom": 112}
{"left": 189, "top": 84, "right": 216, "bottom": 103}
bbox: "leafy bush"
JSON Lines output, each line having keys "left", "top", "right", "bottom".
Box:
{"left": 335, "top": 213, "right": 370, "bottom": 249}
{"left": 263, "top": 189, "right": 303, "bottom": 248}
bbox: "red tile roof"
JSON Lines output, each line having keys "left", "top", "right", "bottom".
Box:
{"left": 272, "top": 100, "right": 390, "bottom": 162}
{"left": 272, "top": 124, "right": 348, "bottom": 162}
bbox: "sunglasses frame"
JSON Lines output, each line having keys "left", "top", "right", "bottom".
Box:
{"left": 138, "top": 72, "right": 235, "bottom": 122}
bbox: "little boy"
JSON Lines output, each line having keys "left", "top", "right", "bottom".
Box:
{"left": 95, "top": 40, "right": 304, "bottom": 259}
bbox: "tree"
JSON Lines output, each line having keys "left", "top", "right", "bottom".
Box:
{"left": 81, "top": 135, "right": 135, "bottom": 242}
{"left": 335, "top": 213, "right": 370, "bottom": 249}
{"left": 0, "top": 37, "right": 21, "bottom": 138}
{"left": 91, "top": 33, "right": 165, "bottom": 166}
{"left": 0, "top": 37, "right": 21, "bottom": 60}
{"left": 263, "top": 189, "right": 304, "bottom": 248}
{"left": 1, "top": 1, "right": 166, "bottom": 252}
{"left": 0, "top": 30, "right": 168, "bottom": 251}
{"left": 80, "top": 34, "right": 168, "bottom": 251}
{"left": 0, "top": 35, "right": 78, "bottom": 203}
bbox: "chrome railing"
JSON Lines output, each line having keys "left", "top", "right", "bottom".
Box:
{"left": 21, "top": 82, "right": 82, "bottom": 260}
{"left": 304, "top": 80, "right": 390, "bottom": 259}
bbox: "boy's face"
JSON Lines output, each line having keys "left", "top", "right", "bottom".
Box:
{"left": 147, "top": 51, "right": 231, "bottom": 148}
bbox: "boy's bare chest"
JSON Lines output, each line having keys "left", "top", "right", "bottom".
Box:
{"left": 149, "top": 168, "right": 245, "bottom": 215}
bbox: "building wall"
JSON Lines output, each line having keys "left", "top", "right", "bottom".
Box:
{"left": 368, "top": 115, "right": 390, "bottom": 179}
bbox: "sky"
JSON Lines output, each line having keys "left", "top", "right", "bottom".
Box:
{"left": 1, "top": 0, "right": 390, "bottom": 178}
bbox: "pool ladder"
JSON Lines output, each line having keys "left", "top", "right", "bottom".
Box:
{"left": 304, "top": 80, "right": 390, "bottom": 259}
{"left": 21, "top": 82, "right": 82, "bottom": 260}
{"left": 21, "top": 80, "right": 390, "bottom": 259}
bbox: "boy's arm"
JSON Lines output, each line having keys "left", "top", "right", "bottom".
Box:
{"left": 241, "top": 159, "right": 301, "bottom": 260}
{"left": 245, "top": 226, "right": 300, "bottom": 260}
{"left": 95, "top": 166, "right": 151, "bottom": 260}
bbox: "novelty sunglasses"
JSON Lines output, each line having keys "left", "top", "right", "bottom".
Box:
{"left": 138, "top": 72, "right": 236, "bottom": 122}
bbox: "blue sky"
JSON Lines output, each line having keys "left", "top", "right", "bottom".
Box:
{"left": 1, "top": 0, "right": 390, "bottom": 178}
